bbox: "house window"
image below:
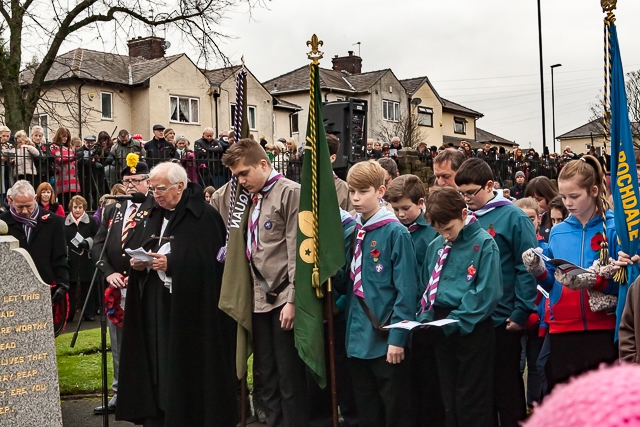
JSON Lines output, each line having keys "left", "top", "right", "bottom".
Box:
{"left": 417, "top": 106, "right": 433, "bottom": 127}
{"left": 30, "top": 114, "right": 49, "bottom": 140}
{"left": 101, "top": 92, "right": 113, "bottom": 120}
{"left": 291, "top": 112, "right": 299, "bottom": 134}
{"left": 586, "top": 144, "right": 602, "bottom": 156}
{"left": 383, "top": 100, "right": 400, "bottom": 122}
{"left": 230, "top": 104, "right": 257, "bottom": 130}
{"left": 170, "top": 96, "right": 200, "bottom": 124}
{"left": 454, "top": 117, "right": 467, "bottom": 134}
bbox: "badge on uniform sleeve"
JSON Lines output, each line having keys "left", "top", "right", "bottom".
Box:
{"left": 467, "top": 264, "right": 477, "bottom": 282}
{"left": 473, "top": 244, "right": 480, "bottom": 252}
{"left": 375, "top": 263, "right": 384, "bottom": 273}
{"left": 264, "top": 220, "right": 273, "bottom": 230}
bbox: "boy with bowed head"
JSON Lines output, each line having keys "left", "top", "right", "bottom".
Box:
{"left": 343, "top": 160, "right": 417, "bottom": 427}
{"left": 455, "top": 158, "right": 538, "bottom": 426}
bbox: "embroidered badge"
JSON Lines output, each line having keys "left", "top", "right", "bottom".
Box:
{"left": 438, "top": 248, "right": 444, "bottom": 256}
{"left": 375, "top": 263, "right": 384, "bottom": 273}
{"left": 473, "top": 244, "right": 480, "bottom": 252}
{"left": 371, "top": 241, "right": 377, "bottom": 247}
{"left": 41, "top": 214, "right": 50, "bottom": 220}
{"left": 487, "top": 224, "right": 496, "bottom": 238}
{"left": 264, "top": 220, "right": 273, "bottom": 230}
{"left": 467, "top": 265, "right": 477, "bottom": 282}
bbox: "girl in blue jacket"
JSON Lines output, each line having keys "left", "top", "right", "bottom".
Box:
{"left": 523, "top": 155, "right": 619, "bottom": 389}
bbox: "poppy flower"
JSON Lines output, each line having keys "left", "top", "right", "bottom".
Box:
{"left": 591, "top": 232, "right": 605, "bottom": 251}
{"left": 487, "top": 225, "right": 496, "bottom": 238}
{"left": 370, "top": 249, "right": 380, "bottom": 258}
{"left": 468, "top": 265, "right": 477, "bottom": 276}
{"left": 41, "top": 214, "right": 50, "bottom": 220}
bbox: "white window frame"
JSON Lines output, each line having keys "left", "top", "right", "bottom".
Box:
{"left": 382, "top": 100, "right": 400, "bottom": 122}
{"left": 454, "top": 117, "right": 467, "bottom": 134}
{"left": 30, "top": 114, "right": 49, "bottom": 140}
{"left": 230, "top": 104, "right": 257, "bottom": 130}
{"left": 101, "top": 92, "right": 113, "bottom": 120}
{"left": 291, "top": 112, "right": 299, "bottom": 134}
{"left": 417, "top": 106, "right": 433, "bottom": 127}
{"left": 170, "top": 95, "right": 200, "bottom": 125}
{"left": 586, "top": 144, "right": 602, "bottom": 156}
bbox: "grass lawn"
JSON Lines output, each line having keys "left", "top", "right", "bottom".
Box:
{"left": 55, "top": 328, "right": 114, "bottom": 396}
{"left": 55, "top": 327, "right": 254, "bottom": 396}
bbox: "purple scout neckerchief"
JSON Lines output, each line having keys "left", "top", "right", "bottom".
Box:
{"left": 246, "top": 170, "right": 283, "bottom": 260}
{"left": 472, "top": 191, "right": 512, "bottom": 217}
{"left": 10, "top": 203, "right": 40, "bottom": 243}
{"left": 420, "top": 214, "right": 477, "bottom": 313}
{"left": 350, "top": 208, "right": 399, "bottom": 298}
{"left": 340, "top": 209, "right": 355, "bottom": 226}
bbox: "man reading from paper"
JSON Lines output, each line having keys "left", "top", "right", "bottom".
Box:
{"left": 116, "top": 162, "right": 237, "bottom": 427}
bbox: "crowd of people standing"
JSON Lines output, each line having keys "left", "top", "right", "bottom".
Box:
{"left": 2, "top": 119, "right": 640, "bottom": 427}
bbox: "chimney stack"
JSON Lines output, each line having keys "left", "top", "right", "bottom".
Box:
{"left": 331, "top": 51, "right": 362, "bottom": 74}
{"left": 127, "top": 36, "right": 166, "bottom": 60}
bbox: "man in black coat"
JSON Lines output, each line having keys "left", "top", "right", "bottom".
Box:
{"left": 116, "top": 162, "right": 237, "bottom": 427}
{"left": 144, "top": 124, "right": 175, "bottom": 169}
{"left": 91, "top": 156, "right": 155, "bottom": 415}
{"left": 0, "top": 180, "right": 69, "bottom": 333}
{"left": 193, "top": 127, "right": 225, "bottom": 187}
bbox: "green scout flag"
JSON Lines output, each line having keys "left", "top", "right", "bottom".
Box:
{"left": 294, "top": 59, "right": 346, "bottom": 388}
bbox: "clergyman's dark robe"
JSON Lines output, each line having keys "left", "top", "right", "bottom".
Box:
{"left": 116, "top": 182, "right": 238, "bottom": 427}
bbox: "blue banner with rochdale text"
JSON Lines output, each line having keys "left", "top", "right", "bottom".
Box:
{"left": 609, "top": 23, "right": 640, "bottom": 257}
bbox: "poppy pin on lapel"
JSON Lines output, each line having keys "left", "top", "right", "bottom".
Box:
{"left": 467, "top": 264, "right": 476, "bottom": 282}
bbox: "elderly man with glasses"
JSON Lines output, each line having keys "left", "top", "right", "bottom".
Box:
{"left": 91, "top": 153, "right": 155, "bottom": 415}
{"left": 116, "top": 161, "right": 237, "bottom": 426}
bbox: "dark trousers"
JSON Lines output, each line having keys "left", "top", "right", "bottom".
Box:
{"left": 253, "top": 305, "right": 308, "bottom": 427}
{"left": 307, "top": 318, "right": 359, "bottom": 427}
{"left": 493, "top": 324, "right": 526, "bottom": 427}
{"left": 548, "top": 329, "right": 617, "bottom": 390}
{"left": 520, "top": 328, "right": 545, "bottom": 407}
{"left": 410, "top": 329, "right": 445, "bottom": 427}
{"left": 349, "top": 356, "right": 412, "bottom": 427}
{"left": 433, "top": 317, "right": 495, "bottom": 427}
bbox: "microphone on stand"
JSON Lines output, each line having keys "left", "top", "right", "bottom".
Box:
{"left": 103, "top": 192, "right": 147, "bottom": 203}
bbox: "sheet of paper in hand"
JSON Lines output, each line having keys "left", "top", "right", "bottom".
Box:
{"left": 537, "top": 250, "right": 589, "bottom": 276}
{"left": 125, "top": 247, "right": 154, "bottom": 263}
{"left": 383, "top": 318, "right": 459, "bottom": 330}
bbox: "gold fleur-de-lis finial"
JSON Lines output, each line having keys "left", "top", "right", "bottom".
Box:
{"left": 601, "top": 0, "right": 616, "bottom": 12}
{"left": 306, "top": 34, "right": 324, "bottom": 65}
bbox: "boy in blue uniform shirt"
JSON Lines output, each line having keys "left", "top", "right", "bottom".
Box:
{"left": 345, "top": 160, "right": 418, "bottom": 427}
{"left": 385, "top": 174, "right": 443, "bottom": 426}
{"left": 455, "top": 158, "right": 537, "bottom": 427}
{"left": 418, "top": 187, "right": 502, "bottom": 427}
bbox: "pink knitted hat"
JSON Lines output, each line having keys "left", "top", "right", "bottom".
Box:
{"left": 525, "top": 364, "right": 640, "bottom": 427}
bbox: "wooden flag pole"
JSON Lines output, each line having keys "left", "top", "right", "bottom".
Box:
{"left": 324, "top": 278, "right": 339, "bottom": 427}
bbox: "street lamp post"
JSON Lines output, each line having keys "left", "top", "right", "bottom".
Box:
{"left": 537, "top": 0, "right": 547, "bottom": 154}
{"left": 551, "top": 63, "right": 562, "bottom": 154}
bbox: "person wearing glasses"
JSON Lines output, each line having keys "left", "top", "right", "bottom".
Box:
{"left": 116, "top": 161, "right": 237, "bottom": 426}
{"left": 455, "top": 158, "right": 538, "bottom": 426}
{"left": 90, "top": 153, "right": 155, "bottom": 416}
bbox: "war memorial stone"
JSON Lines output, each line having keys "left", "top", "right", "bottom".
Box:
{"left": 0, "top": 233, "right": 63, "bottom": 427}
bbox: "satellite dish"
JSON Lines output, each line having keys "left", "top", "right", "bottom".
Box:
{"left": 162, "top": 41, "right": 171, "bottom": 50}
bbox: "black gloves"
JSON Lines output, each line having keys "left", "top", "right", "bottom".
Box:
{"left": 52, "top": 285, "right": 68, "bottom": 302}
{"left": 78, "top": 240, "right": 90, "bottom": 250}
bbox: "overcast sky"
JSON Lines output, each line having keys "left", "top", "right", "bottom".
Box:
{"left": 64, "top": 0, "right": 640, "bottom": 153}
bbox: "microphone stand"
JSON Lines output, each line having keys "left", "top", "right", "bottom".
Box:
{"left": 70, "top": 199, "right": 121, "bottom": 427}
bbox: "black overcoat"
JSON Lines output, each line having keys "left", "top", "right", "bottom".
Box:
{"left": 0, "top": 208, "right": 69, "bottom": 286}
{"left": 116, "top": 182, "right": 238, "bottom": 427}
{"left": 63, "top": 213, "right": 98, "bottom": 282}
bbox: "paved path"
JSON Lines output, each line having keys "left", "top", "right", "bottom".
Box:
{"left": 61, "top": 397, "right": 262, "bottom": 426}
